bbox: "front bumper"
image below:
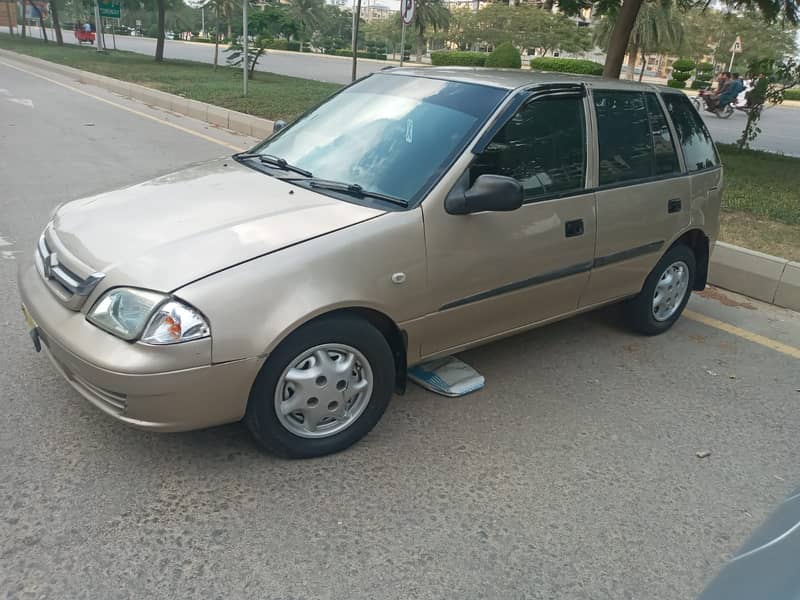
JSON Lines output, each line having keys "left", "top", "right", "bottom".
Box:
{"left": 18, "top": 258, "right": 262, "bottom": 431}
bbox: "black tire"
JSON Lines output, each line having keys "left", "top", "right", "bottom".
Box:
{"left": 245, "top": 315, "right": 395, "bottom": 458}
{"left": 624, "top": 244, "right": 696, "bottom": 336}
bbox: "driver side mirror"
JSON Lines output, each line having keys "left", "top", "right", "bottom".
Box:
{"left": 445, "top": 174, "right": 524, "bottom": 215}
{"left": 273, "top": 120, "right": 287, "bottom": 134}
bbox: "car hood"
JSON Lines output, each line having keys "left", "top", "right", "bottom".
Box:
{"left": 52, "top": 159, "right": 384, "bottom": 292}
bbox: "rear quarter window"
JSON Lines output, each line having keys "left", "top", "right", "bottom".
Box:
{"left": 661, "top": 93, "right": 720, "bottom": 172}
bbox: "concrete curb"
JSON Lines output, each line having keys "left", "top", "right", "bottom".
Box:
{"left": 709, "top": 242, "right": 799, "bottom": 311}
{"left": 0, "top": 48, "right": 273, "bottom": 139}
{"left": 1, "top": 49, "right": 797, "bottom": 312}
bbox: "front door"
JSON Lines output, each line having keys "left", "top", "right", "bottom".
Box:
{"left": 581, "top": 89, "right": 691, "bottom": 306}
{"left": 421, "top": 90, "right": 596, "bottom": 357}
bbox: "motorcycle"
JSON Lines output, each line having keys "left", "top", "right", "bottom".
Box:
{"left": 693, "top": 82, "right": 764, "bottom": 118}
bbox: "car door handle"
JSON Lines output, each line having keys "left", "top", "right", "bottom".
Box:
{"left": 668, "top": 198, "right": 682, "bottom": 213}
{"left": 565, "top": 219, "right": 584, "bottom": 238}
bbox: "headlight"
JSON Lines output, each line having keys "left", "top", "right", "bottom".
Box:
{"left": 87, "top": 288, "right": 210, "bottom": 344}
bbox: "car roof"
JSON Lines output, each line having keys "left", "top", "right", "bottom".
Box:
{"left": 382, "top": 66, "right": 675, "bottom": 94}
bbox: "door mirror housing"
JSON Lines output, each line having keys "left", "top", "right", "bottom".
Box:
{"left": 445, "top": 174, "right": 524, "bottom": 215}
{"left": 273, "top": 120, "right": 287, "bottom": 134}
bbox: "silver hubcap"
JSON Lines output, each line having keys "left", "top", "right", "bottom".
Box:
{"left": 274, "top": 344, "right": 373, "bottom": 439}
{"left": 652, "top": 260, "right": 690, "bottom": 322}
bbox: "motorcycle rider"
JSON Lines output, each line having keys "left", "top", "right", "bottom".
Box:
{"left": 704, "top": 72, "right": 729, "bottom": 110}
{"left": 723, "top": 72, "right": 745, "bottom": 108}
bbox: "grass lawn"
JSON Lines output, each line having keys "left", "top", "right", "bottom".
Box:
{"left": 716, "top": 145, "right": 800, "bottom": 261}
{"left": 0, "top": 34, "right": 341, "bottom": 121}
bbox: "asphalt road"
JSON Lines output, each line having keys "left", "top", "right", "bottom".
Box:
{"left": 700, "top": 104, "right": 800, "bottom": 157}
{"left": 2, "top": 55, "right": 800, "bottom": 600}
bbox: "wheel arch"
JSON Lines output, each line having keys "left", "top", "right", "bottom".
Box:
{"left": 669, "top": 228, "right": 710, "bottom": 291}
{"left": 270, "top": 306, "right": 408, "bottom": 395}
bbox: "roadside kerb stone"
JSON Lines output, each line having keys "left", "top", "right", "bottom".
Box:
{"left": 774, "top": 261, "right": 800, "bottom": 312}
{"left": 708, "top": 242, "right": 788, "bottom": 305}
{"left": 206, "top": 104, "right": 230, "bottom": 129}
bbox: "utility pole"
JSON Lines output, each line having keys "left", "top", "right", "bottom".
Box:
{"left": 351, "top": 0, "right": 361, "bottom": 81}
{"left": 242, "top": 0, "right": 248, "bottom": 96}
{"left": 201, "top": 6, "right": 204, "bottom": 35}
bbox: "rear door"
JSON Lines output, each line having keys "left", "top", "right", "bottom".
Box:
{"left": 581, "top": 89, "right": 690, "bottom": 306}
{"left": 660, "top": 92, "right": 723, "bottom": 245}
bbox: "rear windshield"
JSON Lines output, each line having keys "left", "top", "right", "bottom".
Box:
{"left": 253, "top": 74, "right": 508, "bottom": 205}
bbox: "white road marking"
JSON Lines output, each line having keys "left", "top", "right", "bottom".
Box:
{"left": 0, "top": 88, "right": 9, "bottom": 95}
{"left": 1, "top": 250, "right": 21, "bottom": 260}
{"left": 7, "top": 98, "right": 34, "bottom": 108}
{"left": 0, "top": 235, "right": 12, "bottom": 247}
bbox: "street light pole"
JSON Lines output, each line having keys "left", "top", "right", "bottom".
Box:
{"left": 242, "top": 0, "right": 248, "bottom": 96}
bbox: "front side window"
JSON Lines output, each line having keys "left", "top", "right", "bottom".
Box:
{"left": 470, "top": 95, "right": 587, "bottom": 201}
{"left": 252, "top": 74, "right": 507, "bottom": 205}
{"left": 661, "top": 93, "right": 720, "bottom": 172}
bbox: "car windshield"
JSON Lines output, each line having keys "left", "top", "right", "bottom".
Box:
{"left": 251, "top": 74, "right": 508, "bottom": 205}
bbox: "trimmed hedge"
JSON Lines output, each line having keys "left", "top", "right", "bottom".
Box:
{"left": 430, "top": 50, "right": 487, "bottom": 67}
{"left": 671, "top": 70, "right": 691, "bottom": 82}
{"left": 784, "top": 88, "right": 800, "bottom": 101}
{"left": 529, "top": 57, "right": 604, "bottom": 76}
{"left": 485, "top": 42, "right": 521, "bottom": 69}
{"left": 696, "top": 61, "right": 713, "bottom": 73}
{"left": 333, "top": 49, "right": 387, "bottom": 60}
{"left": 672, "top": 58, "right": 696, "bottom": 72}
{"left": 667, "top": 79, "right": 686, "bottom": 89}
{"left": 691, "top": 80, "right": 711, "bottom": 90}
{"left": 261, "top": 39, "right": 301, "bottom": 51}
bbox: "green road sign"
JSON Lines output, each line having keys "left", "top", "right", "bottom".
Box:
{"left": 98, "top": 2, "right": 120, "bottom": 18}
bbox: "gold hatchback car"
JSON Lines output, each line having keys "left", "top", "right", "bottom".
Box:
{"left": 19, "top": 68, "right": 722, "bottom": 457}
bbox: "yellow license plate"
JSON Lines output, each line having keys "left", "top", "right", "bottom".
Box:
{"left": 21, "top": 304, "right": 42, "bottom": 352}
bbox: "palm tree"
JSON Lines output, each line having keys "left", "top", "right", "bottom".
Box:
{"left": 595, "top": 1, "right": 683, "bottom": 81}
{"left": 412, "top": 0, "right": 450, "bottom": 62}
{"left": 287, "top": 0, "right": 324, "bottom": 43}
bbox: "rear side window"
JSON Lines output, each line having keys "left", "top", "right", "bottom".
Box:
{"left": 593, "top": 90, "right": 680, "bottom": 186}
{"left": 471, "top": 95, "right": 587, "bottom": 201}
{"left": 645, "top": 93, "right": 680, "bottom": 175}
{"left": 661, "top": 93, "right": 720, "bottom": 171}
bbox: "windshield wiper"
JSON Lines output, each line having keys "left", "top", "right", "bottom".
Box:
{"left": 233, "top": 152, "right": 313, "bottom": 177}
{"left": 304, "top": 178, "right": 409, "bottom": 208}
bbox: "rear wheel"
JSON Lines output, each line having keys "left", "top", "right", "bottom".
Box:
{"left": 717, "top": 105, "right": 734, "bottom": 119}
{"left": 624, "top": 244, "right": 696, "bottom": 336}
{"left": 245, "top": 315, "right": 395, "bottom": 458}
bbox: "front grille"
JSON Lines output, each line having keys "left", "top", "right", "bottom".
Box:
{"left": 36, "top": 231, "right": 105, "bottom": 311}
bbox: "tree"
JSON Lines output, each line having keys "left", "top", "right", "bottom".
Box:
{"left": 226, "top": 35, "right": 268, "bottom": 78}
{"left": 446, "top": 7, "right": 479, "bottom": 50}
{"left": 411, "top": 0, "right": 450, "bottom": 62}
{"left": 678, "top": 8, "right": 797, "bottom": 68}
{"left": 590, "top": 0, "right": 800, "bottom": 78}
{"left": 594, "top": 1, "right": 682, "bottom": 80}
{"left": 287, "top": 0, "right": 324, "bottom": 42}
{"left": 739, "top": 58, "right": 800, "bottom": 147}
{"left": 155, "top": 0, "right": 166, "bottom": 61}
{"left": 48, "top": 0, "right": 64, "bottom": 45}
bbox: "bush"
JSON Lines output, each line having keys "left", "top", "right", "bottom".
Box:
{"left": 691, "top": 79, "right": 711, "bottom": 90}
{"left": 667, "top": 79, "right": 686, "bottom": 89}
{"left": 784, "top": 88, "right": 800, "bottom": 101}
{"left": 485, "top": 42, "right": 521, "bottom": 69}
{"left": 190, "top": 36, "right": 213, "bottom": 43}
{"left": 529, "top": 57, "right": 604, "bottom": 76}
{"left": 430, "top": 50, "right": 487, "bottom": 67}
{"left": 287, "top": 40, "right": 301, "bottom": 51}
{"left": 671, "top": 70, "right": 691, "bottom": 82}
{"left": 696, "top": 61, "right": 713, "bottom": 74}
{"left": 333, "top": 49, "right": 387, "bottom": 60}
{"left": 672, "top": 58, "right": 696, "bottom": 72}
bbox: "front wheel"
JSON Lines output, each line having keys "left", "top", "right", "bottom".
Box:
{"left": 245, "top": 315, "right": 395, "bottom": 458}
{"left": 692, "top": 97, "right": 702, "bottom": 112}
{"left": 624, "top": 244, "right": 696, "bottom": 336}
{"left": 717, "top": 105, "right": 734, "bottom": 119}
